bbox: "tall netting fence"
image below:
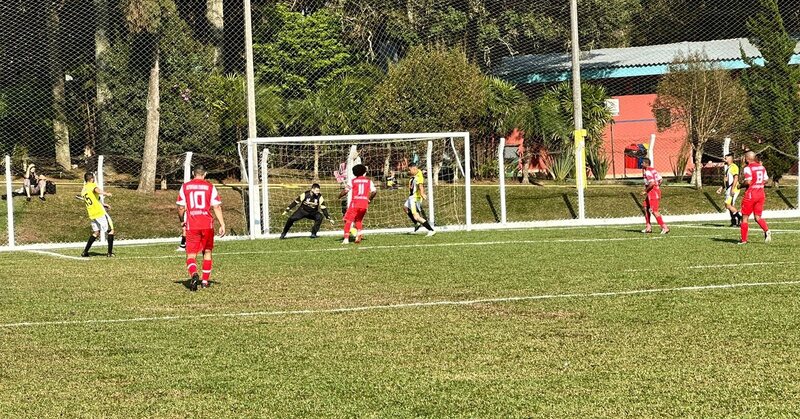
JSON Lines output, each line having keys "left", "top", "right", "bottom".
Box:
{"left": 3, "top": 0, "right": 800, "bottom": 248}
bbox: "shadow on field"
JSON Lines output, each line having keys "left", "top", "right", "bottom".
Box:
{"left": 561, "top": 193, "right": 577, "bottom": 219}
{"left": 173, "top": 279, "right": 221, "bottom": 290}
{"left": 776, "top": 189, "right": 796, "bottom": 209}
{"left": 703, "top": 192, "right": 723, "bottom": 212}
{"left": 629, "top": 192, "right": 644, "bottom": 214}
{"left": 709, "top": 237, "right": 740, "bottom": 244}
{"left": 485, "top": 194, "right": 500, "bottom": 223}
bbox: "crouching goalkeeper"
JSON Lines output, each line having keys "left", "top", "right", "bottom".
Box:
{"left": 280, "top": 183, "right": 334, "bottom": 239}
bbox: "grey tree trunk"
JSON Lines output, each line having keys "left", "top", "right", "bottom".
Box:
{"left": 383, "top": 144, "right": 391, "bottom": 179}
{"left": 137, "top": 54, "right": 161, "bottom": 193}
{"left": 206, "top": 0, "right": 224, "bottom": 67}
{"left": 691, "top": 142, "right": 704, "bottom": 189}
{"left": 48, "top": 2, "right": 71, "bottom": 170}
{"left": 522, "top": 153, "right": 531, "bottom": 183}
{"left": 92, "top": 0, "right": 110, "bottom": 157}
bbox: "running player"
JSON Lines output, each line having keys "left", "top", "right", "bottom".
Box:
{"left": 80, "top": 172, "right": 116, "bottom": 257}
{"left": 177, "top": 165, "right": 226, "bottom": 291}
{"left": 340, "top": 164, "right": 376, "bottom": 244}
{"left": 403, "top": 162, "right": 435, "bottom": 236}
{"left": 716, "top": 153, "right": 742, "bottom": 227}
{"left": 739, "top": 151, "right": 771, "bottom": 244}
{"left": 280, "top": 183, "right": 334, "bottom": 239}
{"left": 641, "top": 158, "right": 669, "bottom": 234}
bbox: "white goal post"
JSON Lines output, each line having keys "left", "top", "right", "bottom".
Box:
{"left": 243, "top": 132, "right": 472, "bottom": 238}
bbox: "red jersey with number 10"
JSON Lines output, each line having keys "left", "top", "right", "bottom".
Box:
{"left": 177, "top": 179, "right": 222, "bottom": 230}
{"left": 743, "top": 163, "right": 768, "bottom": 200}
{"left": 349, "top": 176, "right": 376, "bottom": 209}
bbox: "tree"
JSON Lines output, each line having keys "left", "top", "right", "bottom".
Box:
{"left": 48, "top": 0, "right": 71, "bottom": 170}
{"left": 124, "top": 0, "right": 163, "bottom": 193}
{"left": 741, "top": 0, "right": 800, "bottom": 182}
{"left": 535, "top": 82, "right": 613, "bottom": 182}
{"left": 366, "top": 45, "right": 485, "bottom": 133}
{"left": 653, "top": 53, "right": 750, "bottom": 189}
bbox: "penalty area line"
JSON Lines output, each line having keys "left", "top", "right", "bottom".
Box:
{"left": 25, "top": 250, "right": 89, "bottom": 261}
{"left": 2, "top": 279, "right": 799, "bottom": 328}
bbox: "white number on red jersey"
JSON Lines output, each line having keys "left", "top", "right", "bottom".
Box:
{"left": 189, "top": 190, "right": 207, "bottom": 210}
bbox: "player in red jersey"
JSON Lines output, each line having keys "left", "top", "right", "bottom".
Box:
{"left": 339, "top": 164, "right": 377, "bottom": 244}
{"left": 641, "top": 158, "right": 669, "bottom": 234}
{"left": 176, "top": 165, "right": 226, "bottom": 291}
{"left": 739, "top": 151, "right": 771, "bottom": 244}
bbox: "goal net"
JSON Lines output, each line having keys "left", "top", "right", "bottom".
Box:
{"left": 242, "top": 133, "right": 472, "bottom": 238}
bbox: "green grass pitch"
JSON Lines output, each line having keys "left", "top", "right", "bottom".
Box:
{"left": 1, "top": 222, "right": 800, "bottom": 417}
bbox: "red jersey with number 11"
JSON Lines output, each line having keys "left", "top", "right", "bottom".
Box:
{"left": 177, "top": 179, "right": 222, "bottom": 230}
{"left": 349, "top": 176, "right": 376, "bottom": 209}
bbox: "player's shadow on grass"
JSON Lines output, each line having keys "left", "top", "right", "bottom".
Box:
{"left": 709, "top": 237, "right": 740, "bottom": 244}
{"left": 485, "top": 194, "right": 500, "bottom": 223}
{"left": 173, "top": 279, "right": 221, "bottom": 290}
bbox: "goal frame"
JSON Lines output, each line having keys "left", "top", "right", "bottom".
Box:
{"left": 243, "top": 132, "right": 473, "bottom": 238}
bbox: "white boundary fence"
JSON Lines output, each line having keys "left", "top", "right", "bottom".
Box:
{"left": 1, "top": 140, "right": 799, "bottom": 251}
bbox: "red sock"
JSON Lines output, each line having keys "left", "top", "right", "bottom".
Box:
{"left": 202, "top": 259, "right": 212, "bottom": 282}
{"left": 343, "top": 220, "right": 353, "bottom": 237}
{"left": 355, "top": 219, "right": 363, "bottom": 233}
{"left": 644, "top": 211, "right": 652, "bottom": 228}
{"left": 756, "top": 218, "right": 769, "bottom": 232}
{"left": 741, "top": 222, "right": 749, "bottom": 242}
{"left": 656, "top": 216, "right": 666, "bottom": 229}
{"left": 187, "top": 258, "right": 198, "bottom": 276}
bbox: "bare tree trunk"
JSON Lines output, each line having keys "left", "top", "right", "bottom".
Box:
{"left": 433, "top": 161, "right": 442, "bottom": 186}
{"left": 48, "top": 2, "right": 71, "bottom": 170}
{"left": 137, "top": 54, "right": 160, "bottom": 193}
{"left": 206, "top": 0, "right": 224, "bottom": 67}
{"left": 522, "top": 151, "right": 531, "bottom": 184}
{"left": 92, "top": 0, "right": 110, "bottom": 157}
{"left": 691, "top": 142, "right": 704, "bottom": 189}
{"left": 383, "top": 144, "right": 391, "bottom": 179}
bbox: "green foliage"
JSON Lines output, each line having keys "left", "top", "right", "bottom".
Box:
{"left": 536, "top": 82, "right": 613, "bottom": 152}
{"left": 547, "top": 149, "right": 575, "bottom": 182}
{"left": 254, "top": 4, "right": 354, "bottom": 100}
{"left": 367, "top": 46, "right": 486, "bottom": 133}
{"left": 586, "top": 147, "right": 610, "bottom": 181}
{"left": 483, "top": 77, "right": 534, "bottom": 137}
{"left": 286, "top": 64, "right": 383, "bottom": 136}
{"left": 101, "top": 1, "right": 225, "bottom": 159}
{"left": 741, "top": 0, "right": 800, "bottom": 180}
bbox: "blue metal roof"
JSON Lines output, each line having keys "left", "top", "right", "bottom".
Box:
{"left": 494, "top": 38, "right": 800, "bottom": 84}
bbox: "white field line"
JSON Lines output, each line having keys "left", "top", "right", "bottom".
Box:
{"left": 83, "top": 234, "right": 705, "bottom": 261}
{"left": 674, "top": 224, "right": 800, "bottom": 233}
{"left": 2, "top": 280, "right": 799, "bottom": 329}
{"left": 624, "top": 261, "right": 799, "bottom": 273}
{"left": 26, "top": 250, "right": 89, "bottom": 261}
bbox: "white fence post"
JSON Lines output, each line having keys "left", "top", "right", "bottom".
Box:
{"left": 723, "top": 137, "right": 731, "bottom": 157}
{"left": 498, "top": 137, "right": 507, "bottom": 225}
{"left": 247, "top": 140, "right": 259, "bottom": 238}
{"left": 183, "top": 151, "right": 193, "bottom": 183}
{"left": 465, "top": 132, "right": 472, "bottom": 230}
{"left": 97, "top": 155, "right": 106, "bottom": 243}
{"left": 426, "top": 140, "right": 435, "bottom": 226}
{"left": 797, "top": 141, "right": 799, "bottom": 212}
{"left": 260, "top": 149, "right": 269, "bottom": 236}
{"left": 5, "top": 155, "right": 15, "bottom": 247}
{"left": 649, "top": 134, "right": 656, "bottom": 164}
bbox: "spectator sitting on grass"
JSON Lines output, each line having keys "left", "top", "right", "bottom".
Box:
{"left": 23, "top": 164, "right": 47, "bottom": 201}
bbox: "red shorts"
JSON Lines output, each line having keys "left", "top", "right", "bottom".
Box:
{"left": 344, "top": 207, "right": 368, "bottom": 223}
{"left": 186, "top": 228, "right": 215, "bottom": 254}
{"left": 644, "top": 197, "right": 660, "bottom": 212}
{"left": 741, "top": 197, "right": 765, "bottom": 217}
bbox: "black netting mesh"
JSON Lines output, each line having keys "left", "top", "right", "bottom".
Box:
{"left": 1, "top": 0, "right": 799, "bottom": 245}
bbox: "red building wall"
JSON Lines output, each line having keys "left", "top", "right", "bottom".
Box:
{"left": 602, "top": 94, "right": 690, "bottom": 178}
